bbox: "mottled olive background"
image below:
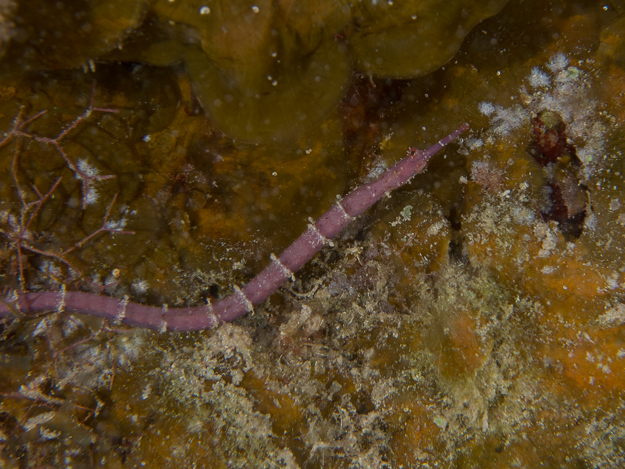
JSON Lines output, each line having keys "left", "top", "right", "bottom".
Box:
{"left": 1, "top": 0, "right": 625, "bottom": 467}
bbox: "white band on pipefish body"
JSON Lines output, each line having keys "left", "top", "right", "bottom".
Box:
{"left": 271, "top": 253, "right": 295, "bottom": 281}
{"left": 233, "top": 285, "right": 254, "bottom": 313}
{"left": 116, "top": 295, "right": 129, "bottom": 324}
{"left": 57, "top": 285, "right": 66, "bottom": 313}
{"left": 335, "top": 199, "right": 353, "bottom": 221}
{"left": 307, "top": 223, "right": 330, "bottom": 245}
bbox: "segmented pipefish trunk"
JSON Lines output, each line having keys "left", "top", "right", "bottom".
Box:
{"left": 0, "top": 124, "right": 469, "bottom": 331}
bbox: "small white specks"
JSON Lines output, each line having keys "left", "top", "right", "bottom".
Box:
{"left": 40, "top": 427, "right": 61, "bottom": 440}
{"left": 465, "top": 138, "right": 484, "bottom": 150}
{"left": 84, "top": 186, "right": 100, "bottom": 205}
{"left": 305, "top": 149, "right": 312, "bottom": 154}
{"left": 271, "top": 171, "right": 277, "bottom": 176}
{"left": 609, "top": 198, "right": 621, "bottom": 211}
{"left": 143, "top": 134, "right": 151, "bottom": 142}
{"left": 105, "top": 216, "right": 128, "bottom": 231}
{"left": 271, "top": 51, "right": 277, "bottom": 57}
{"left": 411, "top": 14, "right": 417, "bottom": 20}
{"left": 199, "top": 6, "right": 210, "bottom": 15}
{"left": 252, "top": 5, "right": 259, "bottom": 13}
{"left": 427, "top": 220, "right": 446, "bottom": 237}
{"left": 272, "top": 80, "right": 278, "bottom": 86}
{"left": 132, "top": 279, "right": 149, "bottom": 294}
{"left": 597, "top": 304, "right": 625, "bottom": 327}
{"left": 547, "top": 53, "right": 568, "bottom": 72}
{"left": 33, "top": 317, "right": 50, "bottom": 337}
{"left": 24, "top": 412, "right": 55, "bottom": 432}
{"left": 528, "top": 67, "right": 550, "bottom": 88}
{"left": 478, "top": 101, "right": 495, "bottom": 116}
{"left": 78, "top": 159, "right": 99, "bottom": 178}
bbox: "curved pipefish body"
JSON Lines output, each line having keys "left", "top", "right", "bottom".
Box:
{"left": 0, "top": 124, "right": 469, "bottom": 331}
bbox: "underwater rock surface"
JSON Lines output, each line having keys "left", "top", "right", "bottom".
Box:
{"left": 1, "top": 0, "right": 507, "bottom": 142}
{"left": 1, "top": 0, "right": 625, "bottom": 468}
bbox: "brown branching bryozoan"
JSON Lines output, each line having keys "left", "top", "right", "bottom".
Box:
{"left": 1, "top": 84, "right": 133, "bottom": 291}
{"left": 0, "top": 82, "right": 120, "bottom": 209}
{"left": 0, "top": 123, "right": 469, "bottom": 331}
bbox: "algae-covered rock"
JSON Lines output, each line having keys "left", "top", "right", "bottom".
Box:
{"left": 599, "top": 15, "right": 625, "bottom": 68}
{"left": 110, "top": 0, "right": 507, "bottom": 141}
{"left": 1, "top": 0, "right": 147, "bottom": 71}
{"left": 184, "top": 40, "right": 351, "bottom": 143}
{"left": 349, "top": 0, "right": 509, "bottom": 78}
{"left": 370, "top": 190, "right": 451, "bottom": 275}
{"left": 0, "top": 0, "right": 509, "bottom": 142}
{"left": 0, "top": 0, "right": 14, "bottom": 60}
{"left": 149, "top": 0, "right": 353, "bottom": 142}
{"left": 4, "top": 1, "right": 625, "bottom": 469}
